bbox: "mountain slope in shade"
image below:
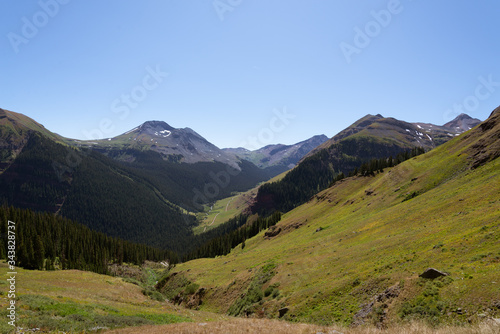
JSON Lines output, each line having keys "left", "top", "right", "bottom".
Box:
{"left": 0, "top": 108, "right": 64, "bottom": 171}
{"left": 75, "top": 121, "right": 242, "bottom": 169}
{"left": 0, "top": 109, "right": 273, "bottom": 252}
{"left": 223, "top": 135, "right": 328, "bottom": 170}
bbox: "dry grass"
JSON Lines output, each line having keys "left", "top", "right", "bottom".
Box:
{"left": 105, "top": 318, "right": 339, "bottom": 334}
{"left": 105, "top": 318, "right": 500, "bottom": 334}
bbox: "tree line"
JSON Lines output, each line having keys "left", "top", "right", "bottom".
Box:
{"left": 345, "top": 147, "right": 425, "bottom": 178}
{"left": 184, "top": 211, "right": 282, "bottom": 261}
{"left": 0, "top": 206, "right": 178, "bottom": 274}
{"left": 253, "top": 146, "right": 426, "bottom": 216}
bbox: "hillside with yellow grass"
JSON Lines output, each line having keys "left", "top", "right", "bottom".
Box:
{"left": 164, "top": 107, "right": 500, "bottom": 328}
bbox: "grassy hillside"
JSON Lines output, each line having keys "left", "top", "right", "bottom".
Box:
{"left": 168, "top": 110, "right": 500, "bottom": 327}
{"left": 0, "top": 108, "right": 63, "bottom": 143}
{"left": 0, "top": 261, "right": 233, "bottom": 333}
{"left": 252, "top": 113, "right": 485, "bottom": 216}
{"left": 4, "top": 259, "right": 495, "bottom": 334}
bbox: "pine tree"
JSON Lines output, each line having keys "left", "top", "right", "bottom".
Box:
{"left": 34, "top": 235, "right": 45, "bottom": 270}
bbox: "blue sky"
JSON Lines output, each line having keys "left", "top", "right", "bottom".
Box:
{"left": 1, "top": 0, "right": 499, "bottom": 149}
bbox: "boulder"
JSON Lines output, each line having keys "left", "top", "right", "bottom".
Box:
{"left": 278, "top": 307, "right": 289, "bottom": 318}
{"left": 419, "top": 268, "right": 448, "bottom": 279}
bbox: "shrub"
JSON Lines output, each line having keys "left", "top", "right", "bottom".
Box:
{"left": 264, "top": 286, "right": 274, "bottom": 297}
{"left": 184, "top": 283, "right": 200, "bottom": 295}
{"left": 399, "top": 277, "right": 452, "bottom": 324}
{"left": 403, "top": 191, "right": 420, "bottom": 202}
{"left": 142, "top": 288, "right": 165, "bottom": 302}
{"left": 122, "top": 277, "right": 142, "bottom": 286}
{"left": 227, "top": 263, "right": 276, "bottom": 316}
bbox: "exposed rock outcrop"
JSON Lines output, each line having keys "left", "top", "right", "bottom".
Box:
{"left": 419, "top": 268, "right": 448, "bottom": 279}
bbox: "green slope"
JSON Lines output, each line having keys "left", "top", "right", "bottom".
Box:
{"left": 0, "top": 108, "right": 64, "bottom": 142}
{"left": 0, "top": 261, "right": 220, "bottom": 333}
{"left": 167, "top": 108, "right": 500, "bottom": 326}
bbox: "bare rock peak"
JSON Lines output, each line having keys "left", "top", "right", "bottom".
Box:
{"left": 139, "top": 120, "right": 175, "bottom": 131}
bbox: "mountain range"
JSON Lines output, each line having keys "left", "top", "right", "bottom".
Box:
{"left": 308, "top": 113, "right": 481, "bottom": 157}
{"left": 1, "top": 104, "right": 498, "bottom": 331}
{"left": 223, "top": 135, "right": 329, "bottom": 172}
{"left": 0, "top": 107, "right": 327, "bottom": 252}
{"left": 0, "top": 107, "right": 482, "bottom": 253}
{"left": 75, "top": 120, "right": 242, "bottom": 168}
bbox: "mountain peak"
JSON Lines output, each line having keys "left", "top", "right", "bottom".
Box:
{"left": 139, "top": 120, "right": 175, "bottom": 131}
{"left": 454, "top": 113, "right": 472, "bottom": 120}
{"left": 443, "top": 113, "right": 481, "bottom": 132}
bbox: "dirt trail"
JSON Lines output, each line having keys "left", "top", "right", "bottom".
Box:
{"left": 203, "top": 212, "right": 220, "bottom": 232}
